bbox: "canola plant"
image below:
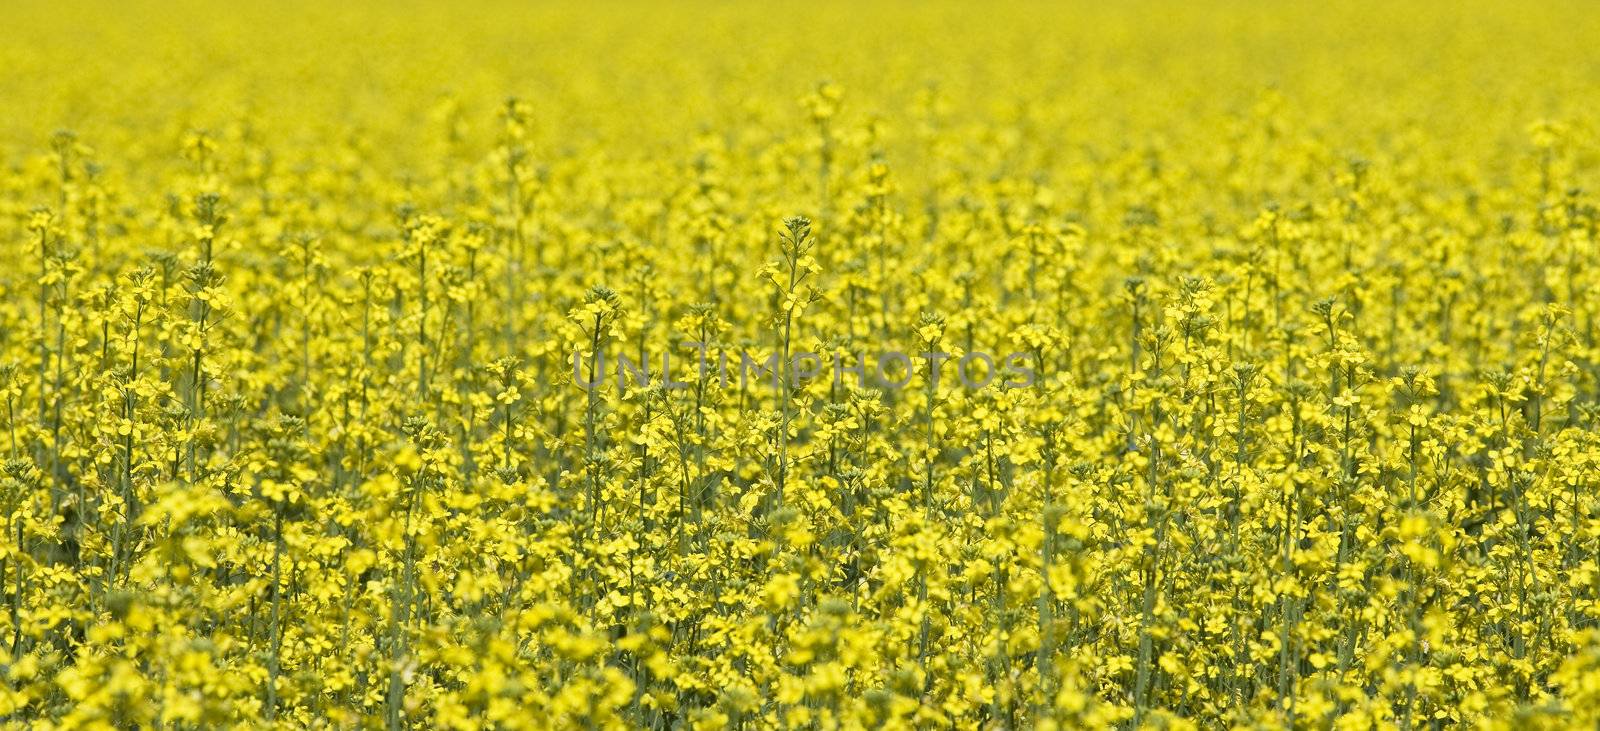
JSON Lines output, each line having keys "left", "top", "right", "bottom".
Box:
{"left": 3, "top": 0, "right": 1600, "bottom": 728}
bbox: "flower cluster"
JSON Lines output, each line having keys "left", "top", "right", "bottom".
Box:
{"left": 3, "top": 0, "right": 1600, "bottom": 728}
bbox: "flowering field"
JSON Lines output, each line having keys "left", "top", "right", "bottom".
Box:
{"left": 4, "top": 0, "right": 1600, "bottom": 728}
